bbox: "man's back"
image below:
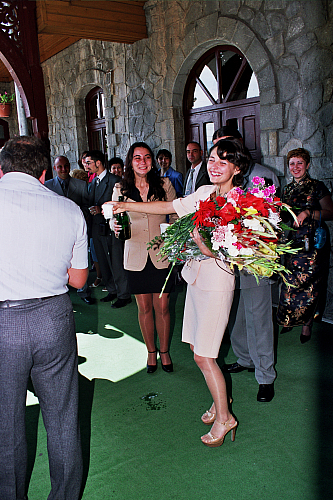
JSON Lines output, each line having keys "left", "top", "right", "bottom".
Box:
{"left": 0, "top": 171, "right": 87, "bottom": 300}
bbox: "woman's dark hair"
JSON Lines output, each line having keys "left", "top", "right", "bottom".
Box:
{"left": 156, "top": 148, "right": 172, "bottom": 164}
{"left": 209, "top": 138, "right": 251, "bottom": 187}
{"left": 287, "top": 148, "right": 310, "bottom": 166}
{"left": 0, "top": 136, "right": 50, "bottom": 179}
{"left": 78, "top": 150, "right": 89, "bottom": 169}
{"left": 122, "top": 142, "right": 166, "bottom": 201}
{"left": 108, "top": 156, "right": 124, "bottom": 170}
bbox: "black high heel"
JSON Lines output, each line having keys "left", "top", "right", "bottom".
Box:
{"left": 300, "top": 325, "right": 312, "bottom": 344}
{"left": 160, "top": 350, "right": 173, "bottom": 373}
{"left": 147, "top": 350, "right": 157, "bottom": 373}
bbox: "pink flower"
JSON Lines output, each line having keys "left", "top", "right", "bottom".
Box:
{"left": 252, "top": 176, "right": 265, "bottom": 186}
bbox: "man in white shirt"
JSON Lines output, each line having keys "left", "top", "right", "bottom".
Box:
{"left": 183, "top": 141, "right": 211, "bottom": 196}
{"left": 0, "top": 136, "right": 88, "bottom": 500}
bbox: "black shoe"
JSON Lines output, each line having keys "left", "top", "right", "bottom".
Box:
{"left": 257, "top": 383, "right": 274, "bottom": 402}
{"left": 81, "top": 296, "right": 95, "bottom": 305}
{"left": 280, "top": 326, "right": 293, "bottom": 334}
{"left": 222, "top": 362, "right": 255, "bottom": 373}
{"left": 160, "top": 350, "right": 173, "bottom": 373}
{"left": 111, "top": 297, "right": 132, "bottom": 309}
{"left": 147, "top": 350, "right": 157, "bottom": 373}
{"left": 300, "top": 334, "right": 311, "bottom": 344}
{"left": 100, "top": 293, "right": 117, "bottom": 302}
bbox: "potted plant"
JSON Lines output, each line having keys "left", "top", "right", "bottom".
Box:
{"left": 0, "top": 92, "right": 14, "bottom": 117}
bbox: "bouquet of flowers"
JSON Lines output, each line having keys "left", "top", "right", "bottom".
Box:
{"left": 148, "top": 177, "right": 299, "bottom": 295}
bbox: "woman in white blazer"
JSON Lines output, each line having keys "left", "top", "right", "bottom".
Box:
{"left": 109, "top": 139, "right": 251, "bottom": 447}
{"left": 112, "top": 142, "right": 176, "bottom": 374}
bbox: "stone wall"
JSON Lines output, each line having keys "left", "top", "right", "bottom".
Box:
{"left": 41, "top": 0, "right": 333, "bottom": 318}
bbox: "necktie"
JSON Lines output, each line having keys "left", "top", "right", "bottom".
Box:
{"left": 185, "top": 168, "right": 194, "bottom": 196}
{"left": 96, "top": 177, "right": 100, "bottom": 187}
{"left": 60, "top": 180, "right": 68, "bottom": 197}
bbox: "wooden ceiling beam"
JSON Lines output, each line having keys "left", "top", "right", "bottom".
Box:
{"left": 37, "top": 0, "right": 147, "bottom": 42}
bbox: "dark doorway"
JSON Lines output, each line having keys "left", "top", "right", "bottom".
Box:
{"left": 85, "top": 87, "right": 106, "bottom": 159}
{"left": 0, "top": 118, "right": 9, "bottom": 147}
{"left": 184, "top": 46, "right": 260, "bottom": 162}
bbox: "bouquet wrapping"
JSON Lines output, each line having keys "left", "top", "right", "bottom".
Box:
{"left": 148, "top": 177, "right": 299, "bottom": 296}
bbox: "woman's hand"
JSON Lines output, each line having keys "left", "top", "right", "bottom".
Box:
{"left": 112, "top": 221, "right": 122, "bottom": 237}
{"left": 294, "top": 209, "right": 310, "bottom": 227}
{"left": 190, "top": 227, "right": 215, "bottom": 258}
{"left": 104, "top": 201, "right": 126, "bottom": 214}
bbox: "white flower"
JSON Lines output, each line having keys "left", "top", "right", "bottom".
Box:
{"left": 268, "top": 209, "right": 281, "bottom": 228}
{"left": 227, "top": 245, "right": 240, "bottom": 256}
{"left": 239, "top": 247, "right": 254, "bottom": 256}
{"left": 243, "top": 218, "right": 265, "bottom": 231}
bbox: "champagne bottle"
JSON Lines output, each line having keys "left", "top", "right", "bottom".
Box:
{"left": 116, "top": 195, "right": 131, "bottom": 240}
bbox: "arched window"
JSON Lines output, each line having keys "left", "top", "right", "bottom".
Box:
{"left": 184, "top": 46, "right": 260, "bottom": 162}
{"left": 85, "top": 87, "right": 106, "bottom": 156}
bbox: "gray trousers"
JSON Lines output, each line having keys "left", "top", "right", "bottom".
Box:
{"left": 228, "top": 284, "right": 276, "bottom": 384}
{"left": 0, "top": 293, "right": 82, "bottom": 500}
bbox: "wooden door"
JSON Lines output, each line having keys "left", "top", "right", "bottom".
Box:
{"left": 184, "top": 46, "right": 260, "bottom": 162}
{"left": 85, "top": 87, "right": 107, "bottom": 161}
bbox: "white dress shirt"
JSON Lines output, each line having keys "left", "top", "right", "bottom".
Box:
{"left": 0, "top": 172, "right": 88, "bottom": 300}
{"left": 185, "top": 161, "right": 203, "bottom": 195}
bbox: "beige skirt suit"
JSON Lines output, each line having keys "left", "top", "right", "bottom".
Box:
{"left": 173, "top": 185, "right": 235, "bottom": 358}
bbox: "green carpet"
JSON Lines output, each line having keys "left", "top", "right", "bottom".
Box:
{"left": 24, "top": 280, "right": 333, "bottom": 500}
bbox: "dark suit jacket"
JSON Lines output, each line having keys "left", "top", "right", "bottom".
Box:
{"left": 88, "top": 171, "right": 120, "bottom": 227}
{"left": 45, "top": 176, "right": 90, "bottom": 219}
{"left": 183, "top": 161, "right": 211, "bottom": 196}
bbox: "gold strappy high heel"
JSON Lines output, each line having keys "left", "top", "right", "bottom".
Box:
{"left": 201, "top": 416, "right": 238, "bottom": 447}
{"left": 201, "top": 398, "right": 233, "bottom": 425}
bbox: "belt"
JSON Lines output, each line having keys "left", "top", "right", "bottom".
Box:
{"left": 0, "top": 296, "right": 55, "bottom": 308}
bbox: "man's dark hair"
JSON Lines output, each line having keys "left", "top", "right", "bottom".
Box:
{"left": 0, "top": 136, "right": 50, "bottom": 179}
{"left": 186, "top": 141, "right": 202, "bottom": 150}
{"left": 122, "top": 142, "right": 166, "bottom": 201}
{"left": 108, "top": 157, "right": 124, "bottom": 170}
{"left": 156, "top": 148, "right": 172, "bottom": 163}
{"left": 212, "top": 126, "right": 243, "bottom": 141}
{"left": 209, "top": 138, "right": 251, "bottom": 187}
{"left": 87, "top": 150, "right": 105, "bottom": 166}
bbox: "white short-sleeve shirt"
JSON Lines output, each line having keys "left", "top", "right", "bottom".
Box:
{"left": 0, "top": 172, "right": 88, "bottom": 300}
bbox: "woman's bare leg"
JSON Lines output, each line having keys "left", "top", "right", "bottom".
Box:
{"left": 153, "top": 292, "right": 171, "bottom": 365}
{"left": 135, "top": 294, "right": 156, "bottom": 365}
{"left": 194, "top": 354, "right": 236, "bottom": 442}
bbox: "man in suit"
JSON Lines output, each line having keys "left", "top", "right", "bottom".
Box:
{"left": 183, "top": 141, "right": 211, "bottom": 196}
{"left": 0, "top": 136, "right": 87, "bottom": 499}
{"left": 213, "top": 126, "right": 278, "bottom": 402}
{"left": 87, "top": 150, "right": 131, "bottom": 308}
{"left": 45, "top": 156, "right": 94, "bottom": 305}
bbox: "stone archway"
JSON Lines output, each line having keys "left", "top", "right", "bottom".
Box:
{"left": 0, "top": 1, "right": 48, "bottom": 140}
{"left": 170, "top": 18, "right": 278, "bottom": 173}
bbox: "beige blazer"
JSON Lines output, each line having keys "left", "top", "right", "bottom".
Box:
{"left": 112, "top": 178, "right": 176, "bottom": 271}
{"left": 173, "top": 185, "right": 235, "bottom": 292}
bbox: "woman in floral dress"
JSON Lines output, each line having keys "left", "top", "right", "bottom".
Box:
{"left": 277, "top": 148, "right": 333, "bottom": 343}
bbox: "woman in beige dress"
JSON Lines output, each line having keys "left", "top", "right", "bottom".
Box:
{"left": 109, "top": 138, "right": 251, "bottom": 447}
{"left": 112, "top": 142, "right": 176, "bottom": 373}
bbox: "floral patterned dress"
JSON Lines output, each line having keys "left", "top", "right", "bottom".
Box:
{"left": 276, "top": 174, "right": 331, "bottom": 326}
